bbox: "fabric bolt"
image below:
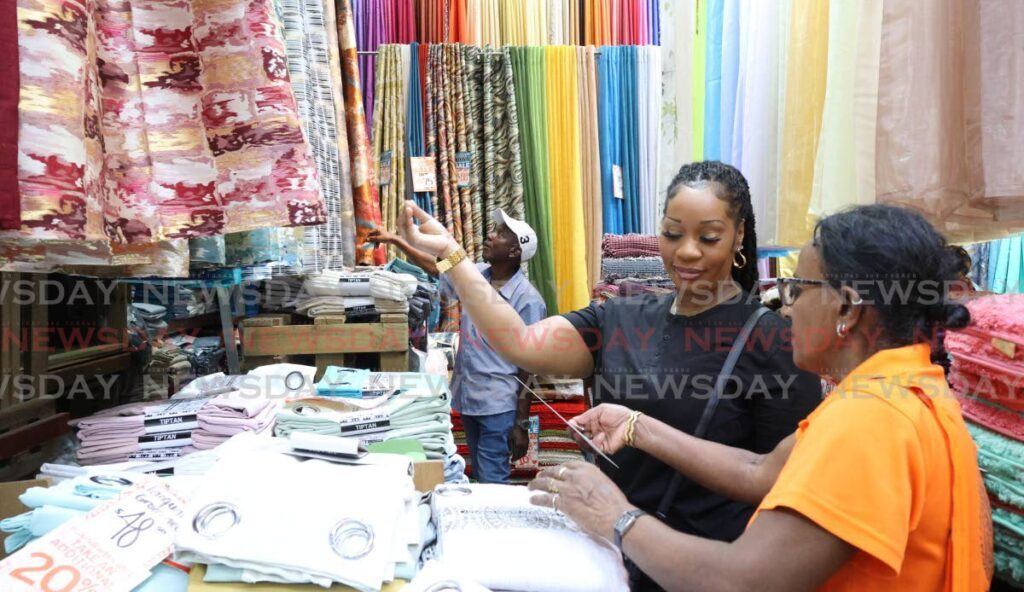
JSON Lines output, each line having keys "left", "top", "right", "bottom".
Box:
{"left": 690, "top": 0, "right": 707, "bottom": 160}
{"left": 602, "top": 233, "right": 659, "bottom": 258}
{"left": 190, "top": 237, "right": 226, "bottom": 268}
{"left": 576, "top": 46, "right": 603, "bottom": 291}
{"left": 0, "top": 0, "right": 18, "bottom": 231}
{"left": 406, "top": 43, "right": 432, "bottom": 213}
{"left": 9, "top": 0, "right": 325, "bottom": 253}
{"left": 875, "top": 0, "right": 1024, "bottom": 243}
{"left": 277, "top": 0, "right": 355, "bottom": 273}
{"left": 776, "top": 0, "right": 830, "bottom": 246}
{"left": 544, "top": 46, "right": 589, "bottom": 313}
{"left": 808, "top": 0, "right": 883, "bottom": 225}
{"left": 369, "top": 270, "right": 419, "bottom": 301}
{"left": 509, "top": 47, "right": 557, "bottom": 312}
{"left": 718, "top": 0, "right": 740, "bottom": 164}
{"left": 372, "top": 44, "right": 408, "bottom": 262}
{"left": 336, "top": 0, "right": 386, "bottom": 265}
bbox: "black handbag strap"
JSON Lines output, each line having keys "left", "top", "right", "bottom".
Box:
{"left": 654, "top": 306, "right": 771, "bottom": 520}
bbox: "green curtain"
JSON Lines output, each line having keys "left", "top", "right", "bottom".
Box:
{"left": 511, "top": 47, "right": 557, "bottom": 314}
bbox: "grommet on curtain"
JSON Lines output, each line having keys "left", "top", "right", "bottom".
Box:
{"left": 192, "top": 502, "right": 241, "bottom": 539}
{"left": 424, "top": 581, "right": 463, "bottom": 592}
{"left": 329, "top": 518, "right": 375, "bottom": 559}
{"left": 436, "top": 484, "right": 472, "bottom": 497}
{"left": 294, "top": 404, "right": 321, "bottom": 416}
{"left": 90, "top": 475, "right": 133, "bottom": 487}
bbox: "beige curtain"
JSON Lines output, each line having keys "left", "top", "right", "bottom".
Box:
{"left": 876, "top": 0, "right": 1024, "bottom": 242}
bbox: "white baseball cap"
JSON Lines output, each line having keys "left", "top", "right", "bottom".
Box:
{"left": 492, "top": 208, "right": 538, "bottom": 262}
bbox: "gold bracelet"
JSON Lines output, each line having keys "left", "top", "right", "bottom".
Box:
{"left": 624, "top": 411, "right": 642, "bottom": 447}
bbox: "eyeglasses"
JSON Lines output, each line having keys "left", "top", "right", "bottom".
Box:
{"left": 777, "top": 277, "right": 840, "bottom": 306}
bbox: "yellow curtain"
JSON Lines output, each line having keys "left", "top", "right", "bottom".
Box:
{"left": 776, "top": 0, "right": 830, "bottom": 246}
{"left": 545, "top": 47, "right": 589, "bottom": 312}
{"left": 577, "top": 46, "right": 603, "bottom": 291}
{"left": 809, "top": 0, "right": 882, "bottom": 223}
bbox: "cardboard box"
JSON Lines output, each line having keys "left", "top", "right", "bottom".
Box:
{"left": 0, "top": 479, "right": 48, "bottom": 559}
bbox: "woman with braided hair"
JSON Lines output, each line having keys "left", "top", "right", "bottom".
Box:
{"left": 399, "top": 160, "right": 822, "bottom": 590}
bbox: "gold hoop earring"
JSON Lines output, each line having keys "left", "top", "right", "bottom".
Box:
{"left": 836, "top": 322, "right": 848, "bottom": 338}
{"left": 733, "top": 250, "right": 747, "bottom": 269}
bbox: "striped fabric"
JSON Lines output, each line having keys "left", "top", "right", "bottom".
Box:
{"left": 276, "top": 0, "right": 353, "bottom": 273}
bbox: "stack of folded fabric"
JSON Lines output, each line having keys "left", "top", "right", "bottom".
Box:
{"left": 175, "top": 439, "right": 420, "bottom": 589}
{"left": 185, "top": 335, "right": 225, "bottom": 375}
{"left": 70, "top": 397, "right": 213, "bottom": 464}
{"left": 276, "top": 373, "right": 457, "bottom": 462}
{"left": 260, "top": 276, "right": 304, "bottom": 311}
{"left": 602, "top": 233, "right": 660, "bottom": 258}
{"left": 430, "top": 484, "right": 629, "bottom": 591}
{"left": 315, "top": 366, "right": 374, "bottom": 398}
{"left": 133, "top": 284, "right": 214, "bottom": 319}
{"left": 143, "top": 342, "right": 194, "bottom": 399}
{"left": 305, "top": 270, "right": 375, "bottom": 297}
{"left": 387, "top": 258, "right": 440, "bottom": 331}
{"left": 294, "top": 294, "right": 377, "bottom": 318}
{"left": 188, "top": 392, "right": 279, "bottom": 451}
{"left": 946, "top": 295, "right": 1024, "bottom": 588}
{"left": 370, "top": 269, "right": 418, "bottom": 301}
{"left": 131, "top": 303, "right": 168, "bottom": 338}
{"left": 600, "top": 256, "right": 668, "bottom": 279}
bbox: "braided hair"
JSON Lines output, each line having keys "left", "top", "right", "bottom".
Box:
{"left": 664, "top": 161, "right": 760, "bottom": 294}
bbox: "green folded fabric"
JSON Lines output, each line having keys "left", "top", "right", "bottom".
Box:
{"left": 967, "top": 424, "right": 1024, "bottom": 508}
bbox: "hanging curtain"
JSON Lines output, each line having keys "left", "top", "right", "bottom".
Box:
{"left": 621, "top": 47, "right": 642, "bottom": 234}
{"left": 808, "top": 0, "right": 883, "bottom": 225}
{"left": 322, "top": 0, "right": 358, "bottom": 268}
{"left": 598, "top": 46, "right": 623, "bottom": 234}
{"left": 718, "top": 0, "right": 740, "bottom": 164}
{"left": 464, "top": 47, "right": 525, "bottom": 231}
{"left": 277, "top": 0, "right": 355, "bottom": 273}
{"left": 511, "top": 47, "right": 558, "bottom": 313}
{"left": 336, "top": 0, "right": 386, "bottom": 264}
{"left": 690, "top": 0, "right": 707, "bottom": 161}
{"left": 577, "top": 46, "right": 603, "bottom": 293}
{"left": 371, "top": 45, "right": 407, "bottom": 261}
{"left": 406, "top": 43, "right": 432, "bottom": 213}
{"left": 737, "top": 0, "right": 784, "bottom": 246}
{"left": 637, "top": 46, "right": 661, "bottom": 235}
{"left": 545, "top": 47, "right": 589, "bottom": 313}
{"left": 426, "top": 45, "right": 476, "bottom": 260}
{"left": 702, "top": 0, "right": 724, "bottom": 161}
{"left": 8, "top": 0, "right": 324, "bottom": 248}
{"left": 876, "top": 0, "right": 1024, "bottom": 242}
{"left": 776, "top": 0, "right": 830, "bottom": 246}
{"left": 0, "top": 0, "right": 18, "bottom": 231}
{"left": 658, "top": 0, "right": 693, "bottom": 209}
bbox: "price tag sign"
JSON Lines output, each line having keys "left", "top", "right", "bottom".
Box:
{"left": 410, "top": 157, "right": 437, "bottom": 192}
{"left": 613, "top": 165, "right": 624, "bottom": 199}
{"left": 379, "top": 150, "right": 393, "bottom": 187}
{"left": 455, "top": 152, "right": 473, "bottom": 188}
{"left": 0, "top": 476, "right": 186, "bottom": 592}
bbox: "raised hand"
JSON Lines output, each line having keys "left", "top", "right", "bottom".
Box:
{"left": 398, "top": 201, "right": 458, "bottom": 258}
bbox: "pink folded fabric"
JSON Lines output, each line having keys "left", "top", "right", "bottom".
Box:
{"left": 190, "top": 394, "right": 279, "bottom": 450}
{"left": 71, "top": 399, "right": 208, "bottom": 464}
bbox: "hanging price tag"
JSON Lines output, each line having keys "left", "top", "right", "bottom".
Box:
{"left": 455, "top": 152, "right": 473, "bottom": 188}
{"left": 613, "top": 165, "right": 625, "bottom": 199}
{"left": 0, "top": 476, "right": 186, "bottom": 592}
{"left": 410, "top": 157, "right": 438, "bottom": 192}
{"left": 379, "top": 150, "right": 393, "bottom": 187}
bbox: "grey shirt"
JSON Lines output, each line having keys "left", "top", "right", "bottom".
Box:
{"left": 441, "top": 263, "right": 547, "bottom": 416}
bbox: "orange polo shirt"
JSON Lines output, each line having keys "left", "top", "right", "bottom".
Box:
{"left": 753, "top": 344, "right": 990, "bottom": 591}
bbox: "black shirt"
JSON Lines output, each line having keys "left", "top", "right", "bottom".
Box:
{"left": 564, "top": 292, "right": 822, "bottom": 543}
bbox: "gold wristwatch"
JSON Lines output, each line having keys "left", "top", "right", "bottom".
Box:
{"left": 436, "top": 245, "right": 468, "bottom": 274}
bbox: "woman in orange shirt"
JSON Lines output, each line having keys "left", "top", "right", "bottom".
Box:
{"left": 532, "top": 204, "right": 992, "bottom": 591}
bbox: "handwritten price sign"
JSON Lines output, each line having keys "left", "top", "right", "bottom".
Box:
{"left": 0, "top": 476, "right": 185, "bottom": 592}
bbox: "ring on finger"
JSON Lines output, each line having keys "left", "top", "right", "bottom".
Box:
{"left": 552, "top": 493, "right": 560, "bottom": 512}
{"left": 557, "top": 466, "right": 568, "bottom": 480}
{"left": 549, "top": 482, "right": 559, "bottom": 494}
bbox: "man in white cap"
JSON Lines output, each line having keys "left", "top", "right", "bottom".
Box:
{"left": 368, "top": 208, "right": 546, "bottom": 483}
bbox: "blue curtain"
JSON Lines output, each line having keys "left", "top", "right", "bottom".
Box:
{"left": 598, "top": 47, "right": 623, "bottom": 234}
{"left": 719, "top": 0, "right": 740, "bottom": 164}
{"left": 703, "top": 0, "right": 724, "bottom": 160}
{"left": 406, "top": 42, "right": 432, "bottom": 214}
{"left": 621, "top": 46, "right": 641, "bottom": 234}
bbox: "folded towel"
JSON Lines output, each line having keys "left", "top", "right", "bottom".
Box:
{"left": 370, "top": 270, "right": 418, "bottom": 302}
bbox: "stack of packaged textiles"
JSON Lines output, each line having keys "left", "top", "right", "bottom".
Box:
{"left": 276, "top": 372, "right": 466, "bottom": 480}
{"left": 946, "top": 295, "right": 1024, "bottom": 588}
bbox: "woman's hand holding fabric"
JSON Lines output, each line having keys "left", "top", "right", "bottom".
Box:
{"left": 528, "top": 461, "right": 633, "bottom": 542}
